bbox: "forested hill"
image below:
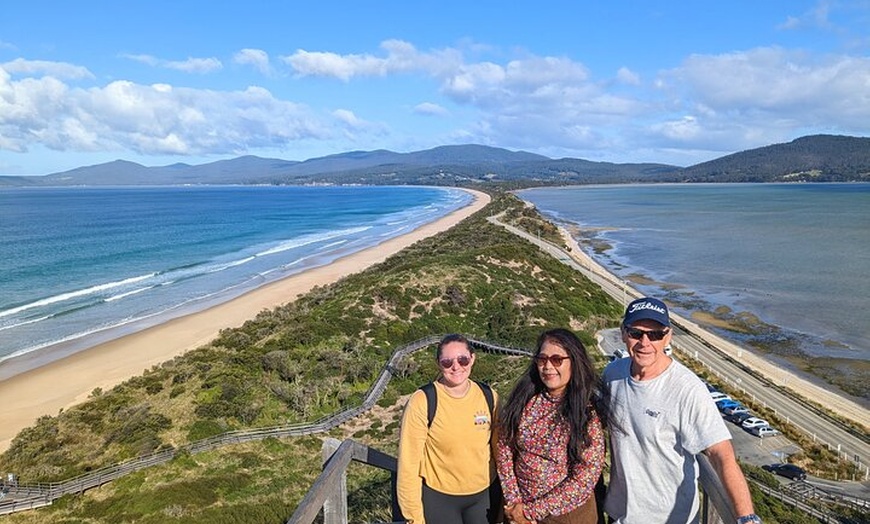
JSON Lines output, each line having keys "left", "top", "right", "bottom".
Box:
{"left": 0, "top": 134, "right": 867, "bottom": 187}
{"left": 676, "top": 135, "right": 870, "bottom": 183}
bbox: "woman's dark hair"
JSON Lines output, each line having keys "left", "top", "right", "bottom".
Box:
{"left": 436, "top": 333, "right": 473, "bottom": 359}
{"left": 497, "top": 328, "right": 611, "bottom": 471}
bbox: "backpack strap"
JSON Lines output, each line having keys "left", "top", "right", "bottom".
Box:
{"left": 420, "top": 380, "right": 494, "bottom": 428}
{"left": 477, "top": 381, "right": 495, "bottom": 421}
{"left": 420, "top": 382, "right": 437, "bottom": 428}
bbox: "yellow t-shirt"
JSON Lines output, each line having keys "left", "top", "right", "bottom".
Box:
{"left": 396, "top": 381, "right": 497, "bottom": 524}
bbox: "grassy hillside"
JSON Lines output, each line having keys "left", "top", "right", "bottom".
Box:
{"left": 0, "top": 191, "right": 623, "bottom": 523}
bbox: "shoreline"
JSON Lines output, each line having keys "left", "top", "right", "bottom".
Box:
{"left": 0, "top": 189, "right": 491, "bottom": 453}
{"left": 556, "top": 226, "right": 870, "bottom": 429}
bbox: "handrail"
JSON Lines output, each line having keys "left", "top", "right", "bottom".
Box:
{"left": 288, "top": 439, "right": 742, "bottom": 524}
{"left": 287, "top": 439, "right": 401, "bottom": 524}
{"left": 698, "top": 454, "right": 736, "bottom": 523}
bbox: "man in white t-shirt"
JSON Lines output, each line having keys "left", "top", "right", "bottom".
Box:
{"left": 603, "top": 297, "right": 760, "bottom": 524}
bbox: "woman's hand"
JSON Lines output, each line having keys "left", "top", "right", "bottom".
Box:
{"left": 503, "top": 502, "right": 537, "bottom": 524}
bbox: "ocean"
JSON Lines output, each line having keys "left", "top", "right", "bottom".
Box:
{"left": 0, "top": 185, "right": 471, "bottom": 376}
{"left": 517, "top": 183, "right": 870, "bottom": 370}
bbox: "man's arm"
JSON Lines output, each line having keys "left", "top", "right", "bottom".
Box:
{"left": 703, "top": 439, "right": 755, "bottom": 520}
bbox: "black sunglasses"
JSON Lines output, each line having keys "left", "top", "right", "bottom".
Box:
{"left": 624, "top": 326, "right": 670, "bottom": 341}
{"left": 439, "top": 355, "right": 472, "bottom": 368}
{"left": 533, "top": 354, "right": 569, "bottom": 367}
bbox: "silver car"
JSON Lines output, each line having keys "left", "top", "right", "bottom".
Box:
{"left": 748, "top": 426, "right": 779, "bottom": 438}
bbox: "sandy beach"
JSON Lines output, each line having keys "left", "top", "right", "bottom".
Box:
{"left": 0, "top": 189, "right": 491, "bottom": 453}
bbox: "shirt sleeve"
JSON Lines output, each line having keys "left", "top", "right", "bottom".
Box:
{"left": 524, "top": 412, "right": 606, "bottom": 520}
{"left": 397, "top": 390, "right": 430, "bottom": 524}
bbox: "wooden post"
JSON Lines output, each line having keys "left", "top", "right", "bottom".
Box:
{"left": 322, "top": 438, "right": 348, "bottom": 524}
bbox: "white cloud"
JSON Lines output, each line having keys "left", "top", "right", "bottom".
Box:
{"left": 281, "top": 39, "right": 460, "bottom": 81}
{"left": 0, "top": 70, "right": 333, "bottom": 156}
{"left": 616, "top": 67, "right": 641, "bottom": 85}
{"left": 779, "top": 15, "right": 803, "bottom": 30}
{"left": 441, "top": 62, "right": 506, "bottom": 102}
{"left": 653, "top": 115, "right": 703, "bottom": 141}
{"left": 414, "top": 102, "right": 448, "bottom": 116}
{"left": 1, "top": 58, "right": 93, "bottom": 80}
{"left": 234, "top": 48, "right": 271, "bottom": 75}
{"left": 164, "top": 57, "right": 222, "bottom": 74}
{"left": 284, "top": 50, "right": 389, "bottom": 81}
{"left": 121, "top": 53, "right": 160, "bottom": 66}
{"left": 278, "top": 39, "right": 657, "bottom": 156}
{"left": 332, "top": 109, "right": 365, "bottom": 127}
{"left": 331, "top": 109, "right": 388, "bottom": 142}
{"left": 657, "top": 46, "right": 870, "bottom": 150}
{"left": 121, "top": 53, "right": 222, "bottom": 74}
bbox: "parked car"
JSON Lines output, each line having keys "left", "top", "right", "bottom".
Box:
{"left": 762, "top": 463, "right": 807, "bottom": 480}
{"left": 715, "top": 399, "right": 742, "bottom": 411}
{"left": 741, "top": 417, "right": 769, "bottom": 430}
{"left": 724, "top": 412, "right": 752, "bottom": 425}
{"left": 710, "top": 391, "right": 731, "bottom": 402}
{"left": 721, "top": 404, "right": 749, "bottom": 416}
{"left": 748, "top": 426, "right": 779, "bottom": 438}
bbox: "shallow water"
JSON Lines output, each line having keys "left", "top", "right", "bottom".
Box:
{"left": 518, "top": 183, "right": 870, "bottom": 365}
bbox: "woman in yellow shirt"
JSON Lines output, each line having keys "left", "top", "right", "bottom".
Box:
{"left": 397, "top": 333, "right": 499, "bottom": 524}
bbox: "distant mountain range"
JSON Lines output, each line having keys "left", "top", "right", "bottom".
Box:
{"left": 1, "top": 134, "right": 867, "bottom": 187}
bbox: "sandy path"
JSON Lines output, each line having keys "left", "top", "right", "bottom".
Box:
{"left": 0, "top": 189, "right": 491, "bottom": 453}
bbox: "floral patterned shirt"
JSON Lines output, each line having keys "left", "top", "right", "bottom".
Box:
{"left": 495, "top": 392, "right": 605, "bottom": 520}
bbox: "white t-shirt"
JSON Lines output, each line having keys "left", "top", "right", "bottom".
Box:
{"left": 603, "top": 358, "right": 731, "bottom": 524}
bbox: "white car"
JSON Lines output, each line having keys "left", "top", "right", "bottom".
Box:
{"left": 710, "top": 391, "right": 731, "bottom": 402}
{"left": 742, "top": 417, "right": 769, "bottom": 430}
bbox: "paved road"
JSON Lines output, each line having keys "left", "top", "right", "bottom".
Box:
{"left": 489, "top": 215, "right": 870, "bottom": 502}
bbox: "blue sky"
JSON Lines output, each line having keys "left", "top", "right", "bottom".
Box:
{"left": 1, "top": 1, "right": 869, "bottom": 175}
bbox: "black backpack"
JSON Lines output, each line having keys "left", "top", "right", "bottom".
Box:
{"left": 418, "top": 380, "right": 495, "bottom": 428}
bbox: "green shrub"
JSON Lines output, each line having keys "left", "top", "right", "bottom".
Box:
{"left": 187, "top": 420, "right": 227, "bottom": 441}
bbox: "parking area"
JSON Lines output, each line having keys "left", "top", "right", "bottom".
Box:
{"left": 726, "top": 420, "right": 801, "bottom": 467}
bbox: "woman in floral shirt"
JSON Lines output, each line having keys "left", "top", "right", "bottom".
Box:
{"left": 495, "top": 328, "right": 610, "bottom": 524}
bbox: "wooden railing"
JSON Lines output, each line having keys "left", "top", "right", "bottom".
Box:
{"left": 287, "top": 439, "right": 740, "bottom": 524}
{"left": 287, "top": 438, "right": 402, "bottom": 524}
{"left": 698, "top": 453, "right": 736, "bottom": 524}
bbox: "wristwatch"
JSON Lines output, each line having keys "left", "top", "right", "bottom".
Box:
{"left": 737, "top": 515, "right": 761, "bottom": 524}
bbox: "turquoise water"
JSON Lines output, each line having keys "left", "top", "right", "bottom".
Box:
{"left": 0, "top": 185, "right": 471, "bottom": 372}
{"left": 518, "top": 183, "right": 870, "bottom": 364}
